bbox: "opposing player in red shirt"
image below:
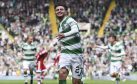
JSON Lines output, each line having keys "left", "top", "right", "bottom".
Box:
{"left": 36, "top": 48, "right": 48, "bottom": 84}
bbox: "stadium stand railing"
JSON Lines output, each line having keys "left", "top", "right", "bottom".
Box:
{"left": 98, "top": 0, "right": 116, "bottom": 38}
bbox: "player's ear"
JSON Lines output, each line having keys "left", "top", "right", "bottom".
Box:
{"left": 65, "top": 7, "right": 69, "bottom": 16}
{"left": 25, "top": 37, "right": 28, "bottom": 42}
{"left": 65, "top": 11, "right": 68, "bottom": 15}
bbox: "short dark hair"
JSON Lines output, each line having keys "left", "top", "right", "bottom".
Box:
{"left": 55, "top": 2, "right": 68, "bottom": 11}
{"left": 108, "top": 33, "right": 117, "bottom": 40}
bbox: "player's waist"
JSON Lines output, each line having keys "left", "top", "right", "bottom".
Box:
{"left": 23, "top": 58, "right": 36, "bottom": 61}
{"left": 60, "top": 53, "right": 83, "bottom": 57}
{"left": 111, "top": 60, "right": 123, "bottom": 62}
{"left": 61, "top": 48, "right": 83, "bottom": 54}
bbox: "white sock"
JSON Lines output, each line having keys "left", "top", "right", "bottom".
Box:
{"left": 37, "top": 80, "right": 41, "bottom": 84}
{"left": 24, "top": 75, "right": 28, "bottom": 82}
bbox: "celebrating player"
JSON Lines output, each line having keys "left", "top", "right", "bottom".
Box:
{"left": 95, "top": 34, "right": 126, "bottom": 81}
{"left": 19, "top": 35, "right": 38, "bottom": 84}
{"left": 55, "top": 3, "right": 84, "bottom": 84}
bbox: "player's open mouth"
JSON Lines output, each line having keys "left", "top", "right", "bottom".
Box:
{"left": 57, "top": 12, "right": 63, "bottom": 16}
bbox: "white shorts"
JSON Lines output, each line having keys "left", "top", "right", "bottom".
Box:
{"left": 110, "top": 61, "right": 122, "bottom": 74}
{"left": 58, "top": 53, "right": 84, "bottom": 79}
{"left": 23, "top": 61, "right": 34, "bottom": 70}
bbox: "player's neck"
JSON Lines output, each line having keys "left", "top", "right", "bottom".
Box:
{"left": 112, "top": 41, "right": 117, "bottom": 45}
{"left": 58, "top": 16, "right": 67, "bottom": 22}
{"left": 27, "top": 41, "right": 32, "bottom": 44}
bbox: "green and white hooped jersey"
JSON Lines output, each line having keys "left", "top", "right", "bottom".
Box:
{"left": 20, "top": 42, "right": 37, "bottom": 61}
{"left": 108, "top": 41, "right": 125, "bottom": 62}
{"left": 58, "top": 16, "right": 83, "bottom": 55}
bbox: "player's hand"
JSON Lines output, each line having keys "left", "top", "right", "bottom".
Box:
{"left": 94, "top": 44, "right": 97, "bottom": 48}
{"left": 122, "top": 57, "right": 126, "bottom": 62}
{"left": 57, "top": 33, "right": 65, "bottom": 39}
{"left": 20, "top": 57, "right": 24, "bottom": 61}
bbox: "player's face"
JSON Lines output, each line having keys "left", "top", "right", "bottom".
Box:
{"left": 55, "top": 6, "right": 66, "bottom": 18}
{"left": 27, "top": 36, "right": 33, "bottom": 44}
{"left": 108, "top": 37, "right": 115, "bottom": 44}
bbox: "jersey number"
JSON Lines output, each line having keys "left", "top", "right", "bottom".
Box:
{"left": 75, "top": 66, "right": 83, "bottom": 76}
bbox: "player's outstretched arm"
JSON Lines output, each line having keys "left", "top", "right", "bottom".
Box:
{"left": 94, "top": 44, "right": 108, "bottom": 50}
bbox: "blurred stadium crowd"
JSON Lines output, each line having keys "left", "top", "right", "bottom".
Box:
{"left": 0, "top": 0, "right": 137, "bottom": 79}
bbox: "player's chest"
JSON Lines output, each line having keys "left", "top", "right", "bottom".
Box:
{"left": 109, "top": 45, "right": 120, "bottom": 52}
{"left": 58, "top": 22, "right": 71, "bottom": 33}
{"left": 23, "top": 44, "right": 36, "bottom": 50}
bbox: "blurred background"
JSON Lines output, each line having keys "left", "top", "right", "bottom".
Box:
{"left": 0, "top": 0, "right": 137, "bottom": 80}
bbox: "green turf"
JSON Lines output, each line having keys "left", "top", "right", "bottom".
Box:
{"left": 0, "top": 80, "right": 137, "bottom": 84}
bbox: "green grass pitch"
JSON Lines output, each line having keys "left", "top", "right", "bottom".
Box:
{"left": 0, "top": 80, "right": 137, "bottom": 84}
